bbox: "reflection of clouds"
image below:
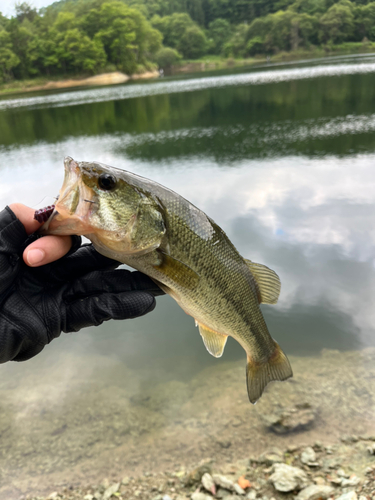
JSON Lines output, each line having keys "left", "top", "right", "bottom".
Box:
{"left": 124, "top": 114, "right": 375, "bottom": 157}
{"left": 1, "top": 137, "right": 375, "bottom": 352}
{"left": 121, "top": 116, "right": 375, "bottom": 163}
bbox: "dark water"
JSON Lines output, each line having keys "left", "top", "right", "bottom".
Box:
{"left": 1, "top": 54, "right": 375, "bottom": 497}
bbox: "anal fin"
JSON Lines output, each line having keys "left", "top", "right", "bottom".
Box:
{"left": 197, "top": 322, "right": 228, "bottom": 358}
{"left": 246, "top": 341, "right": 292, "bottom": 404}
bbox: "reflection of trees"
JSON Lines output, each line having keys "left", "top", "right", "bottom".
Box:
{"left": 1, "top": 70, "right": 375, "bottom": 158}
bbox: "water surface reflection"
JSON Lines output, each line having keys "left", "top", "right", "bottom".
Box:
{"left": 0, "top": 55, "right": 375, "bottom": 497}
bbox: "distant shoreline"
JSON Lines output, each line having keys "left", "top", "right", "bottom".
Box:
{"left": 1, "top": 47, "right": 375, "bottom": 97}
{"left": 0, "top": 71, "right": 160, "bottom": 96}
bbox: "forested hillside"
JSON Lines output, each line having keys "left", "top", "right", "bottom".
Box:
{"left": 1, "top": 0, "right": 375, "bottom": 83}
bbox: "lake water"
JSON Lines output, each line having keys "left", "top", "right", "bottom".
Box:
{"left": 1, "top": 54, "right": 375, "bottom": 498}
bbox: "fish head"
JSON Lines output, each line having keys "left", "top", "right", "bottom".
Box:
{"left": 41, "top": 157, "right": 166, "bottom": 258}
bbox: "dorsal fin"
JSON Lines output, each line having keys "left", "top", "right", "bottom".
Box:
{"left": 244, "top": 259, "right": 281, "bottom": 305}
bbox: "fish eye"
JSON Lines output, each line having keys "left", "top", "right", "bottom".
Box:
{"left": 98, "top": 173, "right": 117, "bottom": 191}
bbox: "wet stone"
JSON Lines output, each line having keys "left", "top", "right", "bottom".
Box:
{"left": 185, "top": 464, "right": 212, "bottom": 486}
{"left": 102, "top": 482, "right": 120, "bottom": 500}
{"left": 295, "top": 485, "right": 335, "bottom": 500}
{"left": 191, "top": 493, "right": 213, "bottom": 500}
{"left": 201, "top": 472, "right": 216, "bottom": 495}
{"left": 212, "top": 474, "right": 237, "bottom": 491}
{"left": 258, "top": 448, "right": 283, "bottom": 465}
{"left": 300, "top": 447, "right": 319, "bottom": 467}
{"left": 341, "top": 475, "right": 361, "bottom": 487}
{"left": 269, "top": 463, "right": 309, "bottom": 492}
{"left": 335, "top": 492, "right": 358, "bottom": 500}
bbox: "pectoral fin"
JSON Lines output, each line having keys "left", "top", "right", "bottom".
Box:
{"left": 197, "top": 322, "right": 228, "bottom": 358}
{"left": 153, "top": 252, "right": 199, "bottom": 291}
{"left": 244, "top": 259, "right": 281, "bottom": 305}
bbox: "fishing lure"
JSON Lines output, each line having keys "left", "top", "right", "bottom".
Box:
{"left": 34, "top": 205, "right": 55, "bottom": 223}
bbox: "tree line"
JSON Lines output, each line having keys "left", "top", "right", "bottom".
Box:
{"left": 1, "top": 0, "right": 375, "bottom": 83}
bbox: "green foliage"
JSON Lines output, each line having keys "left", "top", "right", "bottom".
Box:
{"left": 151, "top": 12, "right": 195, "bottom": 48}
{"left": 355, "top": 2, "right": 375, "bottom": 40}
{"left": 0, "top": 30, "right": 20, "bottom": 81}
{"left": 179, "top": 25, "right": 207, "bottom": 58}
{"left": 246, "top": 36, "right": 266, "bottom": 55}
{"left": 154, "top": 46, "right": 181, "bottom": 67}
{"left": 319, "top": 1, "right": 355, "bottom": 43}
{"left": 15, "top": 2, "right": 37, "bottom": 22}
{"left": 207, "top": 18, "right": 232, "bottom": 54}
{"left": 223, "top": 24, "right": 249, "bottom": 57}
{"left": 288, "top": 0, "right": 326, "bottom": 16}
{"left": 1, "top": 0, "right": 375, "bottom": 84}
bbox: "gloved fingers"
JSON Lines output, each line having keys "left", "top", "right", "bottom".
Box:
{"left": 23, "top": 235, "right": 73, "bottom": 267}
{"left": 64, "top": 269, "right": 164, "bottom": 301}
{"left": 128, "top": 272, "right": 166, "bottom": 296}
{"left": 64, "top": 291, "right": 156, "bottom": 332}
{"left": 0, "top": 208, "right": 30, "bottom": 295}
{"left": 9, "top": 203, "right": 42, "bottom": 235}
{"left": 48, "top": 244, "right": 121, "bottom": 281}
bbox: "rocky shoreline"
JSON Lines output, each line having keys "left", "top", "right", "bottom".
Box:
{"left": 2, "top": 347, "right": 375, "bottom": 500}
{"left": 26, "top": 435, "right": 375, "bottom": 500}
{"left": 0, "top": 70, "right": 160, "bottom": 95}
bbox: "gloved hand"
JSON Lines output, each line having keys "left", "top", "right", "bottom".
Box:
{"left": 0, "top": 205, "right": 164, "bottom": 363}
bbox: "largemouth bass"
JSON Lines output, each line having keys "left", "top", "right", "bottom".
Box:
{"left": 42, "top": 157, "right": 292, "bottom": 403}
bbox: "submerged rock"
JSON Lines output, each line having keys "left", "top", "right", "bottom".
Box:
{"left": 260, "top": 403, "right": 316, "bottom": 434}
{"left": 269, "top": 463, "right": 309, "bottom": 492}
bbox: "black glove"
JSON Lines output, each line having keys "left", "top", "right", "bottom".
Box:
{"left": 0, "top": 206, "right": 164, "bottom": 363}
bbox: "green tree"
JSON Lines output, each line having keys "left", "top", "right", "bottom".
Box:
{"left": 0, "top": 30, "right": 20, "bottom": 81}
{"left": 57, "top": 28, "right": 107, "bottom": 73}
{"left": 207, "top": 18, "right": 231, "bottom": 54}
{"left": 154, "top": 46, "right": 181, "bottom": 68}
{"left": 319, "top": 0, "right": 355, "bottom": 43}
{"left": 223, "top": 24, "right": 249, "bottom": 57}
{"left": 245, "top": 10, "right": 318, "bottom": 53}
{"left": 354, "top": 2, "right": 375, "bottom": 40}
{"left": 246, "top": 36, "right": 266, "bottom": 54}
{"left": 83, "top": 1, "right": 161, "bottom": 73}
{"left": 7, "top": 22, "right": 34, "bottom": 78}
{"left": 288, "top": 0, "right": 326, "bottom": 16}
{"left": 15, "top": 2, "right": 37, "bottom": 22}
{"left": 160, "top": 13, "right": 195, "bottom": 48}
{"left": 179, "top": 25, "right": 207, "bottom": 58}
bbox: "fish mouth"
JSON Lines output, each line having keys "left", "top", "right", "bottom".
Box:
{"left": 40, "top": 157, "right": 96, "bottom": 236}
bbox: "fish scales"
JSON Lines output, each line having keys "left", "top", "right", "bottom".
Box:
{"left": 41, "top": 157, "right": 292, "bottom": 403}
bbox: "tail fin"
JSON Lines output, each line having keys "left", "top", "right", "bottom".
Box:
{"left": 246, "top": 341, "right": 293, "bottom": 404}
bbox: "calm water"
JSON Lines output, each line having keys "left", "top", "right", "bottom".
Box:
{"left": 1, "top": 54, "right": 375, "bottom": 497}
